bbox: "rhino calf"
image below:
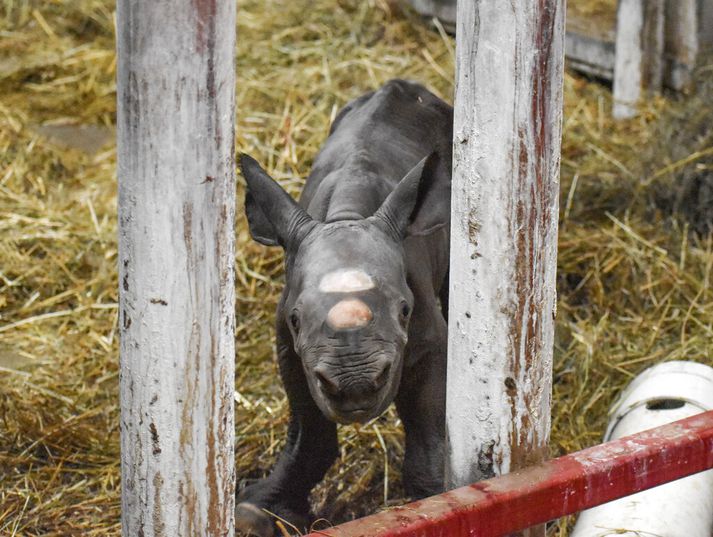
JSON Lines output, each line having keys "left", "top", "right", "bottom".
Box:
{"left": 237, "top": 79, "right": 452, "bottom": 536}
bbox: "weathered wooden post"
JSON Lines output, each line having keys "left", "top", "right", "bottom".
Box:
{"left": 699, "top": 0, "right": 713, "bottom": 50}
{"left": 664, "top": 0, "right": 699, "bottom": 92}
{"left": 613, "top": 0, "right": 665, "bottom": 118}
{"left": 446, "top": 2, "right": 564, "bottom": 536}
{"left": 117, "top": 1, "right": 236, "bottom": 535}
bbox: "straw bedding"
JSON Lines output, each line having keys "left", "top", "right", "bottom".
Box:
{"left": 1, "top": 0, "right": 711, "bottom": 535}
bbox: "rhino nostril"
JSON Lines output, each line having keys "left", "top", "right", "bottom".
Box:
{"left": 373, "top": 361, "right": 391, "bottom": 390}
{"left": 315, "top": 368, "right": 340, "bottom": 396}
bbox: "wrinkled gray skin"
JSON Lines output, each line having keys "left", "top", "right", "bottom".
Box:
{"left": 236, "top": 80, "right": 452, "bottom": 536}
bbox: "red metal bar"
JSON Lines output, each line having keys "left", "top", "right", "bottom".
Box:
{"left": 307, "top": 411, "right": 713, "bottom": 537}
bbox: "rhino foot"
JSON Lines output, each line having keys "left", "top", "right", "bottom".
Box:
{"left": 235, "top": 502, "right": 274, "bottom": 537}
{"left": 235, "top": 501, "right": 310, "bottom": 537}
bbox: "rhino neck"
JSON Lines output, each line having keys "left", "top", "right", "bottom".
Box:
{"left": 308, "top": 157, "right": 393, "bottom": 223}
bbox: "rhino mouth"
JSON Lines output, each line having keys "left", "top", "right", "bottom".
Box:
{"left": 303, "top": 348, "right": 405, "bottom": 424}
{"left": 326, "top": 400, "right": 383, "bottom": 424}
{"left": 316, "top": 376, "right": 397, "bottom": 424}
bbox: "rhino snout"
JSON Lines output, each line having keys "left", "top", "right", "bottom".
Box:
{"left": 313, "top": 358, "right": 393, "bottom": 420}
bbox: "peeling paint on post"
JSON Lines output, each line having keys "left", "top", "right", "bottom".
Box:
{"left": 117, "top": 1, "right": 236, "bottom": 535}
{"left": 446, "top": 2, "right": 564, "bottom": 536}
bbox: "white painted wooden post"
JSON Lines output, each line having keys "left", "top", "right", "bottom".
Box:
{"left": 664, "top": 0, "right": 699, "bottom": 92}
{"left": 446, "top": 3, "right": 564, "bottom": 536}
{"left": 117, "top": 0, "right": 236, "bottom": 535}
{"left": 613, "top": 0, "right": 665, "bottom": 119}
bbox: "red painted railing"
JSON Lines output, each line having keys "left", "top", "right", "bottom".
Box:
{"left": 306, "top": 410, "right": 713, "bottom": 537}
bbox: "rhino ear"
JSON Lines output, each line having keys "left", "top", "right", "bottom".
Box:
{"left": 371, "top": 152, "right": 447, "bottom": 240}
{"left": 240, "top": 154, "right": 314, "bottom": 248}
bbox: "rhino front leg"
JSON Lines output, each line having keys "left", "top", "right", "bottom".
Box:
{"left": 235, "top": 409, "right": 337, "bottom": 536}
{"left": 236, "top": 334, "right": 338, "bottom": 536}
{"left": 395, "top": 316, "right": 447, "bottom": 499}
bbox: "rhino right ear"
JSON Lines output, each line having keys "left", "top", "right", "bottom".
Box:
{"left": 240, "top": 154, "right": 315, "bottom": 248}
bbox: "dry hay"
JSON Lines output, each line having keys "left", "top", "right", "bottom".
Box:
{"left": 567, "top": 0, "right": 616, "bottom": 20}
{"left": 646, "top": 61, "right": 713, "bottom": 236}
{"left": 1, "top": 0, "right": 712, "bottom": 535}
{"left": 566, "top": 0, "right": 616, "bottom": 38}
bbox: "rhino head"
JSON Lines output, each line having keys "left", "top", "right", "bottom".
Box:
{"left": 240, "top": 153, "right": 441, "bottom": 424}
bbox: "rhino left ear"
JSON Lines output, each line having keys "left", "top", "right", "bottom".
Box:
{"left": 240, "top": 154, "right": 315, "bottom": 248}
{"left": 371, "top": 152, "right": 448, "bottom": 240}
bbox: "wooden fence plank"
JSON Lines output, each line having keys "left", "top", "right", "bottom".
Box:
{"left": 566, "top": 29, "right": 616, "bottom": 81}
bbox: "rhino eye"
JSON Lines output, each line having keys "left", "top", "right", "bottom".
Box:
{"left": 400, "top": 301, "right": 411, "bottom": 319}
{"left": 289, "top": 311, "right": 300, "bottom": 332}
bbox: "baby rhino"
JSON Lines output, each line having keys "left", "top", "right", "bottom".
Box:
{"left": 238, "top": 79, "right": 452, "bottom": 536}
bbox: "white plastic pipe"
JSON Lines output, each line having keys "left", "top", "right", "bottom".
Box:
{"left": 570, "top": 361, "right": 713, "bottom": 537}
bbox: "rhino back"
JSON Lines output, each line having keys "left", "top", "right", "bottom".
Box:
{"left": 300, "top": 79, "right": 453, "bottom": 221}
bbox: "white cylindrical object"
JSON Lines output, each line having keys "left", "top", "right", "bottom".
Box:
{"left": 571, "top": 361, "right": 713, "bottom": 537}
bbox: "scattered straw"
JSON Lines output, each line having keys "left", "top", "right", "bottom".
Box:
{"left": 1, "top": 0, "right": 712, "bottom": 536}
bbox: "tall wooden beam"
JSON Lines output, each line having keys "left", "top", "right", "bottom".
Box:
{"left": 699, "top": 0, "right": 713, "bottom": 50}
{"left": 613, "top": 0, "right": 665, "bottom": 118}
{"left": 116, "top": 1, "right": 236, "bottom": 535}
{"left": 664, "top": 0, "right": 698, "bottom": 92}
{"left": 446, "top": 4, "right": 564, "bottom": 537}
